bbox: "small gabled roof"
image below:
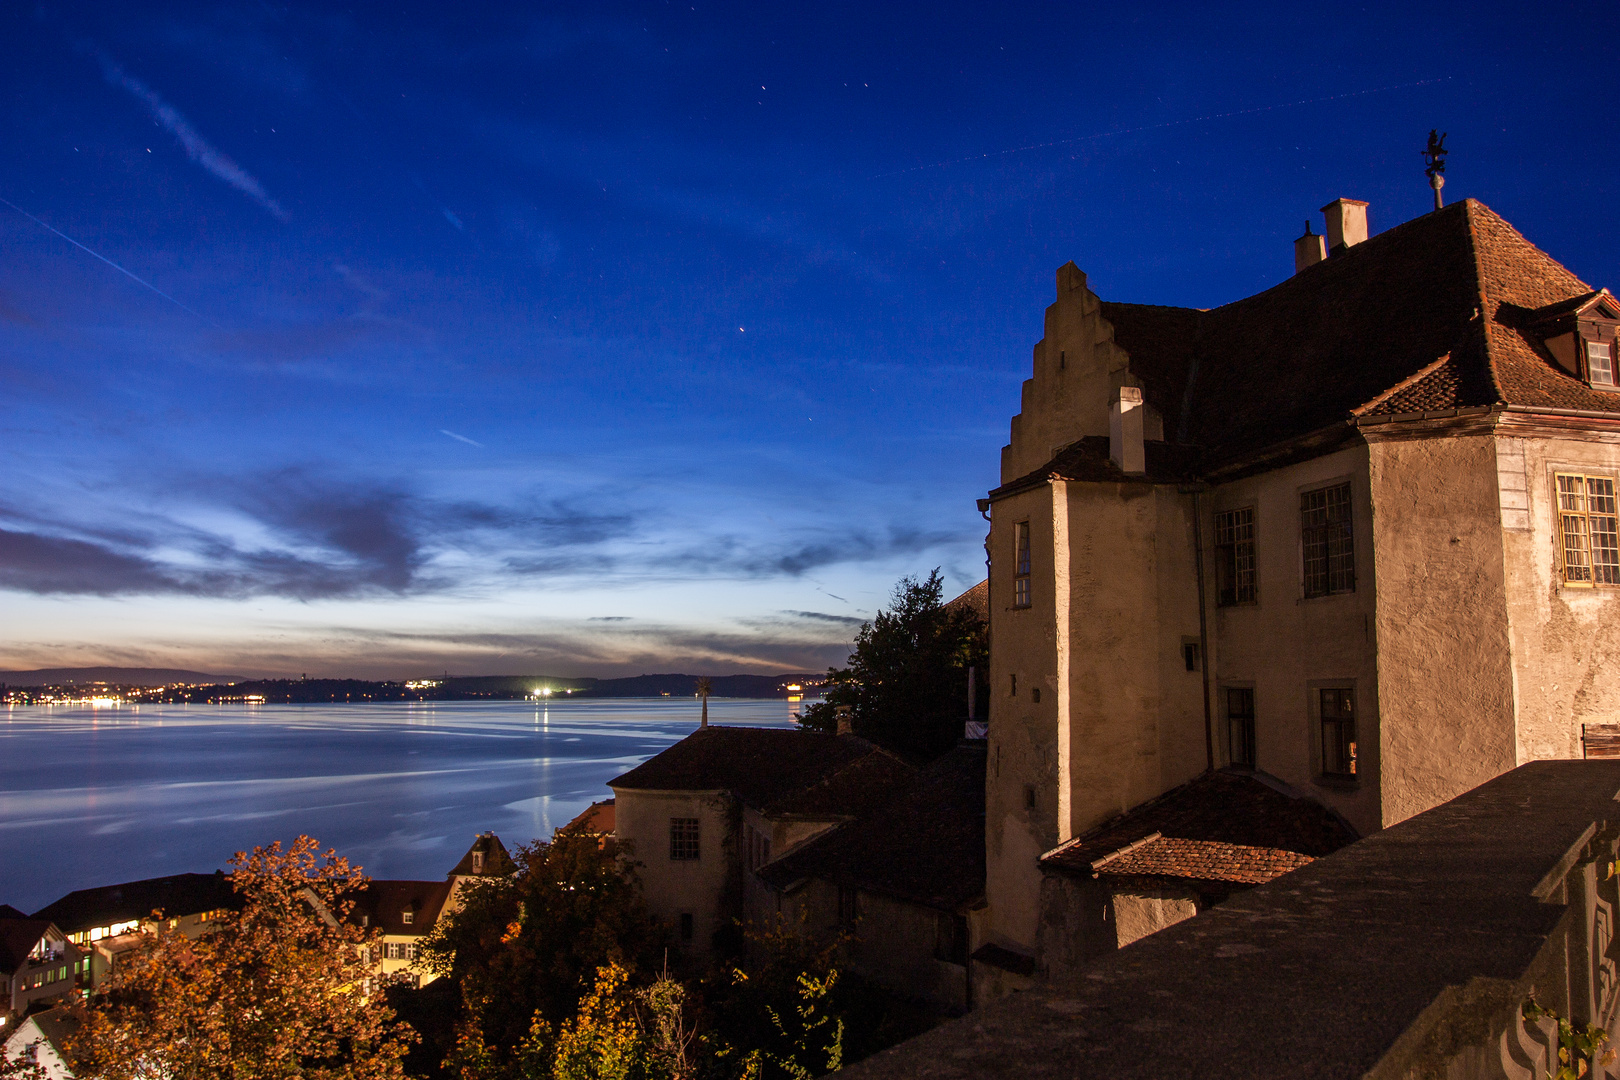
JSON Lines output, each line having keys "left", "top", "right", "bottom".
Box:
{"left": 1041, "top": 769, "right": 1356, "bottom": 886}
{"left": 757, "top": 742, "right": 986, "bottom": 912}
{"left": 562, "top": 800, "right": 616, "bottom": 836}
{"left": 350, "top": 879, "right": 452, "bottom": 936}
{"left": 32, "top": 872, "right": 239, "bottom": 933}
{"left": 610, "top": 726, "right": 913, "bottom": 818}
{"left": 0, "top": 917, "right": 56, "bottom": 972}
{"left": 448, "top": 833, "right": 517, "bottom": 878}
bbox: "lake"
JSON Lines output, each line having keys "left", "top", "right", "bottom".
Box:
{"left": 0, "top": 698, "right": 801, "bottom": 913}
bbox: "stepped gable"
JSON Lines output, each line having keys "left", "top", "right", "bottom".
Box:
{"left": 1041, "top": 769, "right": 1356, "bottom": 884}
{"left": 32, "top": 872, "right": 239, "bottom": 932}
{"left": 1081, "top": 200, "right": 1612, "bottom": 474}
{"left": 757, "top": 742, "right": 986, "bottom": 911}
{"left": 351, "top": 879, "right": 452, "bottom": 935}
{"left": 610, "top": 726, "right": 913, "bottom": 818}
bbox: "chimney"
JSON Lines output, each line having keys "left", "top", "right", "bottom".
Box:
{"left": 1321, "top": 198, "right": 1369, "bottom": 254}
{"left": 1109, "top": 385, "right": 1145, "bottom": 474}
{"left": 1294, "top": 220, "right": 1326, "bottom": 274}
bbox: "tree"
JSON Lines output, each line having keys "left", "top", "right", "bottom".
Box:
{"left": 64, "top": 835, "right": 414, "bottom": 1080}
{"left": 418, "top": 830, "right": 664, "bottom": 1079}
{"left": 798, "top": 570, "right": 987, "bottom": 759}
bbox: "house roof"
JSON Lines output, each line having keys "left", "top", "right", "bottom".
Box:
{"left": 448, "top": 832, "right": 517, "bottom": 878}
{"left": 756, "top": 742, "right": 986, "bottom": 912}
{"left": 31, "top": 872, "right": 239, "bottom": 933}
{"left": 999, "top": 200, "right": 1619, "bottom": 496}
{"left": 563, "top": 799, "right": 617, "bottom": 835}
{"left": 610, "top": 726, "right": 913, "bottom": 818}
{"left": 0, "top": 917, "right": 54, "bottom": 972}
{"left": 350, "top": 879, "right": 452, "bottom": 937}
{"left": 944, "top": 580, "right": 989, "bottom": 622}
{"left": 1040, "top": 769, "right": 1356, "bottom": 886}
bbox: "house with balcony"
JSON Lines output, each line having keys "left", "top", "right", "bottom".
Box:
{"left": 0, "top": 908, "right": 82, "bottom": 1022}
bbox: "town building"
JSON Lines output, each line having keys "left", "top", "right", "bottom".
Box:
{"left": 1, "top": 1006, "right": 76, "bottom": 1079}
{"left": 0, "top": 909, "right": 81, "bottom": 1023}
{"left": 351, "top": 879, "right": 453, "bottom": 988}
{"left": 610, "top": 727, "right": 914, "bottom": 957}
{"left": 977, "top": 197, "right": 1620, "bottom": 979}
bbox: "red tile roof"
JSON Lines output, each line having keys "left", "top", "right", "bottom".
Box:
{"left": 350, "top": 879, "right": 452, "bottom": 937}
{"left": 1041, "top": 770, "right": 1356, "bottom": 886}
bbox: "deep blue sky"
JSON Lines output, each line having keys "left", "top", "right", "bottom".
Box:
{"left": 2, "top": 1, "right": 1615, "bottom": 678}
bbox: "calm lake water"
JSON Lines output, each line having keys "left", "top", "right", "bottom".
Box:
{"left": 0, "top": 698, "right": 801, "bottom": 913}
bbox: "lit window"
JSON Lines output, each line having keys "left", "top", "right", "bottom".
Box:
{"left": 1557, "top": 473, "right": 1620, "bottom": 585}
{"left": 670, "top": 817, "right": 701, "bottom": 861}
{"left": 1590, "top": 341, "right": 1616, "bottom": 387}
{"left": 401, "top": 910, "right": 413, "bottom": 926}
{"left": 1302, "top": 484, "right": 1355, "bottom": 598}
{"left": 1013, "top": 522, "right": 1032, "bottom": 608}
{"left": 1319, "top": 688, "right": 1357, "bottom": 778}
{"left": 1215, "top": 507, "right": 1257, "bottom": 605}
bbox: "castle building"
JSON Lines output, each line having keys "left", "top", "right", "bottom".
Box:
{"left": 978, "top": 197, "right": 1620, "bottom": 975}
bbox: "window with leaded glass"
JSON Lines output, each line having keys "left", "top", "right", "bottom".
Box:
{"left": 1557, "top": 473, "right": 1620, "bottom": 585}
{"left": 1301, "top": 483, "right": 1355, "bottom": 598}
{"left": 1226, "top": 687, "right": 1256, "bottom": 768}
{"left": 1215, "top": 507, "right": 1256, "bottom": 605}
{"left": 1013, "top": 521, "right": 1032, "bottom": 608}
{"left": 1319, "top": 688, "right": 1357, "bottom": 778}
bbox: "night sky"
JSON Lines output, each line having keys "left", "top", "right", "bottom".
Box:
{"left": 2, "top": 2, "right": 1615, "bottom": 679}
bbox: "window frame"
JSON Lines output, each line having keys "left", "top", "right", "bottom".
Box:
{"left": 1556, "top": 472, "right": 1620, "bottom": 587}
{"left": 1589, "top": 339, "right": 1617, "bottom": 388}
{"left": 1013, "top": 521, "right": 1032, "bottom": 608}
{"left": 1225, "top": 686, "right": 1256, "bottom": 768}
{"left": 1214, "top": 506, "right": 1257, "bottom": 606}
{"left": 1301, "top": 482, "right": 1356, "bottom": 599}
{"left": 1316, "top": 687, "right": 1358, "bottom": 780}
{"left": 669, "top": 817, "right": 702, "bottom": 861}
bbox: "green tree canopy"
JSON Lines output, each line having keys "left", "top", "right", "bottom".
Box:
{"left": 798, "top": 570, "right": 987, "bottom": 760}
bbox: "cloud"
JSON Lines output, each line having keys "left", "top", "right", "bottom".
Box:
{"left": 440, "top": 430, "right": 483, "bottom": 447}
{"left": 0, "top": 529, "right": 191, "bottom": 595}
{"left": 780, "top": 610, "right": 865, "bottom": 625}
{"left": 90, "top": 46, "right": 290, "bottom": 222}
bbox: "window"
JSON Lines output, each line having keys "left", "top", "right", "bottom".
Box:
{"left": 386, "top": 942, "right": 403, "bottom": 960}
{"left": 1013, "top": 521, "right": 1032, "bottom": 608}
{"left": 934, "top": 914, "right": 969, "bottom": 964}
{"left": 1302, "top": 483, "right": 1355, "bottom": 597}
{"left": 837, "top": 887, "right": 860, "bottom": 928}
{"left": 401, "top": 910, "right": 413, "bottom": 926}
{"left": 1009, "top": 673, "right": 1017, "bottom": 697}
{"left": 1182, "top": 642, "right": 1201, "bottom": 672}
{"left": 1557, "top": 473, "right": 1620, "bottom": 585}
{"left": 472, "top": 851, "right": 485, "bottom": 872}
{"left": 669, "top": 817, "right": 701, "bottom": 861}
{"left": 1030, "top": 687, "right": 1040, "bottom": 703}
{"left": 1227, "top": 688, "right": 1256, "bottom": 768}
{"left": 745, "top": 826, "right": 772, "bottom": 871}
{"left": 1590, "top": 340, "right": 1616, "bottom": 387}
{"left": 405, "top": 942, "right": 418, "bottom": 962}
{"left": 1023, "top": 784, "right": 1036, "bottom": 809}
{"left": 1319, "top": 688, "right": 1357, "bottom": 778}
{"left": 679, "top": 913, "right": 694, "bottom": 941}
{"left": 1214, "top": 507, "right": 1257, "bottom": 605}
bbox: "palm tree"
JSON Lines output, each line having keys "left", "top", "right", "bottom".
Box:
{"left": 696, "top": 677, "right": 712, "bottom": 728}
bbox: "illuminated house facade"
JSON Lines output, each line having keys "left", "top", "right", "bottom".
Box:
{"left": 977, "top": 198, "right": 1620, "bottom": 981}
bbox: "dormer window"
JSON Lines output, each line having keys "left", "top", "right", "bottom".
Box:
{"left": 1590, "top": 340, "right": 1615, "bottom": 387}
{"left": 401, "top": 909, "right": 413, "bottom": 925}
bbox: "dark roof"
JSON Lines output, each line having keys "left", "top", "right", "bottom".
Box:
{"left": 1000, "top": 200, "right": 1620, "bottom": 496}
{"left": 23, "top": 1006, "right": 81, "bottom": 1053}
{"left": 992, "top": 436, "right": 1204, "bottom": 498}
{"left": 1040, "top": 769, "right": 1356, "bottom": 881}
{"left": 32, "top": 872, "right": 238, "bottom": 933}
{"left": 0, "top": 917, "right": 54, "bottom": 971}
{"left": 350, "top": 880, "right": 452, "bottom": 936}
{"left": 757, "top": 742, "right": 986, "bottom": 911}
{"left": 944, "top": 580, "right": 989, "bottom": 622}
{"left": 610, "top": 726, "right": 913, "bottom": 817}
{"left": 0, "top": 905, "right": 26, "bottom": 919}
{"left": 448, "top": 832, "right": 517, "bottom": 878}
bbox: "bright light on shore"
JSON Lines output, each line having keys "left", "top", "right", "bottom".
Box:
{"left": 532, "top": 687, "right": 553, "bottom": 698}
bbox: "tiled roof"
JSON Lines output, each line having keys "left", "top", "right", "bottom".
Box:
{"left": 350, "top": 879, "right": 452, "bottom": 936}
{"left": 32, "top": 872, "right": 239, "bottom": 933}
{"left": 1005, "top": 200, "right": 1619, "bottom": 494}
{"left": 944, "top": 580, "right": 989, "bottom": 622}
{"left": 756, "top": 742, "right": 985, "bottom": 912}
{"left": 563, "top": 800, "right": 616, "bottom": 835}
{"left": 1041, "top": 769, "right": 1356, "bottom": 882}
{"left": 991, "top": 436, "right": 1203, "bottom": 499}
{"left": 1089, "top": 835, "right": 1314, "bottom": 885}
{"left": 448, "top": 832, "right": 517, "bottom": 877}
{"left": 610, "top": 726, "right": 913, "bottom": 818}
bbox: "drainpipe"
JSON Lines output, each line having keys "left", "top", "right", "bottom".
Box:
{"left": 1189, "top": 488, "right": 1214, "bottom": 772}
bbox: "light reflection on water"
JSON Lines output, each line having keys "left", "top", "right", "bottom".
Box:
{"left": 0, "top": 698, "right": 800, "bottom": 912}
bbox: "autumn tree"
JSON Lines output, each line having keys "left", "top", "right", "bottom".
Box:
{"left": 419, "top": 829, "right": 664, "bottom": 1079}
{"left": 64, "top": 835, "right": 414, "bottom": 1080}
{"left": 799, "top": 570, "right": 987, "bottom": 759}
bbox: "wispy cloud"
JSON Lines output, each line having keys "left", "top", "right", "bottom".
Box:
{"left": 440, "top": 430, "right": 483, "bottom": 447}
{"left": 90, "top": 46, "right": 290, "bottom": 222}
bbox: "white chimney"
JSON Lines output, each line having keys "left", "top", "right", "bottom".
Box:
{"left": 1110, "top": 386, "right": 1145, "bottom": 475}
{"left": 1321, "top": 198, "right": 1369, "bottom": 254}
{"left": 1295, "top": 222, "right": 1326, "bottom": 274}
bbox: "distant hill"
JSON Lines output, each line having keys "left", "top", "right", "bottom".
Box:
{"left": 0, "top": 667, "right": 235, "bottom": 687}
{"left": 581, "top": 673, "right": 821, "bottom": 698}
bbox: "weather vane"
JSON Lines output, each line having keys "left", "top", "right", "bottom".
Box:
{"left": 1422, "top": 130, "right": 1448, "bottom": 210}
